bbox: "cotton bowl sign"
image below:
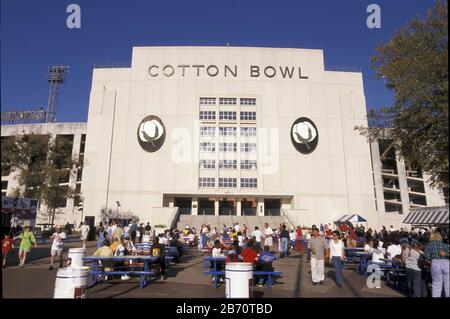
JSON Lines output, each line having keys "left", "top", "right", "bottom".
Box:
{"left": 1, "top": 196, "right": 38, "bottom": 225}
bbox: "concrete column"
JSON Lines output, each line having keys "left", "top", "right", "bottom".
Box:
{"left": 396, "top": 153, "right": 410, "bottom": 216}
{"left": 192, "top": 197, "right": 198, "bottom": 216}
{"left": 214, "top": 200, "right": 219, "bottom": 216}
{"left": 257, "top": 198, "right": 265, "bottom": 217}
{"left": 168, "top": 198, "right": 174, "bottom": 208}
{"left": 236, "top": 198, "right": 242, "bottom": 216}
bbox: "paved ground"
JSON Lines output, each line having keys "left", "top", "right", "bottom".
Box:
{"left": 2, "top": 241, "right": 407, "bottom": 298}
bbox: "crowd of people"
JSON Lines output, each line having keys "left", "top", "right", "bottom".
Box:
{"left": 2, "top": 216, "right": 448, "bottom": 297}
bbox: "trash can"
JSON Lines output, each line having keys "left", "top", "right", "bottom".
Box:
{"left": 67, "top": 248, "right": 87, "bottom": 268}
{"left": 225, "top": 262, "right": 253, "bottom": 298}
{"left": 54, "top": 266, "right": 90, "bottom": 298}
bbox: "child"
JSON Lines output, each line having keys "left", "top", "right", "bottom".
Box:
{"left": 2, "top": 234, "right": 14, "bottom": 268}
{"left": 256, "top": 246, "right": 276, "bottom": 287}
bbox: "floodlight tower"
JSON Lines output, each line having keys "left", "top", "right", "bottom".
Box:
{"left": 46, "top": 65, "right": 69, "bottom": 123}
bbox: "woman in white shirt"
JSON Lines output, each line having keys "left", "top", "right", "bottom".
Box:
{"left": 327, "top": 231, "right": 346, "bottom": 287}
{"left": 371, "top": 241, "right": 386, "bottom": 263}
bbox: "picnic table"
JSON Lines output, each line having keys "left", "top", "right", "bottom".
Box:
{"left": 83, "top": 255, "right": 159, "bottom": 288}
{"left": 353, "top": 252, "right": 372, "bottom": 274}
{"left": 203, "top": 257, "right": 282, "bottom": 288}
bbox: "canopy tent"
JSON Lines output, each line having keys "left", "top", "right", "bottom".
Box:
{"left": 334, "top": 214, "right": 367, "bottom": 224}
{"left": 403, "top": 206, "right": 449, "bottom": 226}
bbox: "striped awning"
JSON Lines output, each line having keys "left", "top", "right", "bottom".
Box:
{"left": 334, "top": 214, "right": 367, "bottom": 223}
{"left": 403, "top": 206, "right": 449, "bottom": 225}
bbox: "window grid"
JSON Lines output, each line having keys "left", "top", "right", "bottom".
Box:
{"left": 219, "top": 143, "right": 237, "bottom": 152}
{"left": 200, "top": 142, "right": 216, "bottom": 152}
{"left": 241, "top": 143, "right": 257, "bottom": 152}
{"left": 219, "top": 127, "right": 237, "bottom": 136}
{"left": 200, "top": 127, "right": 216, "bottom": 136}
{"left": 219, "top": 178, "right": 237, "bottom": 188}
{"left": 199, "top": 177, "right": 215, "bottom": 188}
{"left": 241, "top": 178, "right": 257, "bottom": 188}
{"left": 199, "top": 160, "right": 216, "bottom": 169}
{"left": 240, "top": 111, "right": 256, "bottom": 121}
{"left": 240, "top": 127, "right": 257, "bottom": 137}
{"left": 199, "top": 111, "right": 216, "bottom": 120}
{"left": 219, "top": 98, "right": 237, "bottom": 105}
{"left": 200, "top": 97, "right": 216, "bottom": 105}
{"left": 240, "top": 160, "right": 257, "bottom": 170}
{"left": 219, "top": 111, "right": 237, "bottom": 120}
{"left": 240, "top": 98, "right": 256, "bottom": 105}
{"left": 219, "top": 160, "right": 237, "bottom": 169}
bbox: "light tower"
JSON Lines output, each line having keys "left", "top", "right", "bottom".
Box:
{"left": 46, "top": 65, "right": 69, "bottom": 123}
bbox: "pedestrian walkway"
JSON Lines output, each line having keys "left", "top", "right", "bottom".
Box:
{"left": 2, "top": 242, "right": 406, "bottom": 298}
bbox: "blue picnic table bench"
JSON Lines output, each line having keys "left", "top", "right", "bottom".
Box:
{"left": 83, "top": 255, "right": 174, "bottom": 288}
{"left": 203, "top": 257, "right": 282, "bottom": 288}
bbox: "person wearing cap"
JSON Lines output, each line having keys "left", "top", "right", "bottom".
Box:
{"left": 13, "top": 225, "right": 37, "bottom": 268}
{"left": 49, "top": 227, "right": 66, "bottom": 270}
{"left": 402, "top": 239, "right": 423, "bottom": 297}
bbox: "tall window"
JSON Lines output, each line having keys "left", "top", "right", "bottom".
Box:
{"left": 219, "top": 178, "right": 237, "bottom": 188}
{"left": 200, "top": 127, "right": 216, "bottom": 136}
{"left": 200, "top": 142, "right": 216, "bottom": 152}
{"left": 240, "top": 160, "right": 257, "bottom": 170}
{"left": 219, "top": 98, "right": 237, "bottom": 105}
{"left": 219, "top": 111, "right": 236, "bottom": 120}
{"left": 200, "top": 97, "right": 216, "bottom": 105}
{"left": 240, "top": 127, "right": 256, "bottom": 137}
{"left": 240, "top": 98, "right": 256, "bottom": 105}
{"left": 219, "top": 160, "right": 237, "bottom": 169}
{"left": 219, "top": 127, "right": 237, "bottom": 136}
{"left": 241, "top": 178, "right": 257, "bottom": 188}
{"left": 219, "top": 143, "right": 237, "bottom": 152}
{"left": 199, "top": 160, "right": 215, "bottom": 169}
{"left": 199, "top": 177, "right": 215, "bottom": 188}
{"left": 240, "top": 111, "right": 256, "bottom": 121}
{"left": 241, "top": 143, "right": 257, "bottom": 152}
{"left": 199, "top": 111, "right": 216, "bottom": 120}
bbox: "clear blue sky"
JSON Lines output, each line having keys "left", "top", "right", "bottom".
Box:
{"left": 1, "top": 0, "right": 437, "bottom": 123}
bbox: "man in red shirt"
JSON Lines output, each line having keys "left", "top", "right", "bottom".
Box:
{"left": 240, "top": 239, "right": 259, "bottom": 265}
{"left": 2, "top": 234, "right": 14, "bottom": 268}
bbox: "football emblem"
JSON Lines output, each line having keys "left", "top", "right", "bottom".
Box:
{"left": 137, "top": 115, "right": 166, "bottom": 152}
{"left": 291, "top": 117, "right": 318, "bottom": 154}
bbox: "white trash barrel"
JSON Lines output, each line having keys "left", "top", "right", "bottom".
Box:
{"left": 142, "top": 235, "right": 151, "bottom": 243}
{"left": 225, "top": 262, "right": 253, "bottom": 298}
{"left": 54, "top": 266, "right": 90, "bottom": 299}
{"left": 67, "top": 248, "right": 87, "bottom": 268}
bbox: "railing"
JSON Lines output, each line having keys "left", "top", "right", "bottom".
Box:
{"left": 281, "top": 209, "right": 296, "bottom": 230}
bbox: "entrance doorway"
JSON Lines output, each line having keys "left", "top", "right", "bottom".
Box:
{"left": 219, "top": 200, "right": 236, "bottom": 216}
{"left": 241, "top": 199, "right": 256, "bottom": 216}
{"left": 198, "top": 198, "right": 214, "bottom": 215}
{"left": 264, "top": 199, "right": 281, "bottom": 216}
{"left": 174, "top": 198, "right": 192, "bottom": 215}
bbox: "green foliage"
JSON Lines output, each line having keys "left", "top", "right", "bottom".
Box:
{"left": 357, "top": 1, "right": 448, "bottom": 192}
{"left": 2, "top": 133, "right": 84, "bottom": 224}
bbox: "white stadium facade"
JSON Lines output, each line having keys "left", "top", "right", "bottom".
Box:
{"left": 1, "top": 46, "right": 447, "bottom": 231}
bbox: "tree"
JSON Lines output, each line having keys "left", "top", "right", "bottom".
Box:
{"left": 4, "top": 133, "right": 84, "bottom": 225}
{"left": 357, "top": 1, "right": 448, "bottom": 193}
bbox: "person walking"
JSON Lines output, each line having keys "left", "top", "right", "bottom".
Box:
{"left": 402, "top": 239, "right": 423, "bottom": 297}
{"left": 13, "top": 225, "right": 37, "bottom": 268}
{"left": 80, "top": 222, "right": 90, "bottom": 248}
{"left": 263, "top": 223, "right": 274, "bottom": 249}
{"left": 2, "top": 234, "right": 14, "bottom": 268}
{"left": 279, "top": 225, "right": 289, "bottom": 258}
{"left": 307, "top": 227, "right": 328, "bottom": 285}
{"left": 328, "top": 231, "right": 346, "bottom": 287}
{"left": 49, "top": 227, "right": 66, "bottom": 270}
{"left": 424, "top": 231, "right": 449, "bottom": 297}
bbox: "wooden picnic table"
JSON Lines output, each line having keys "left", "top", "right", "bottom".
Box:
{"left": 83, "top": 255, "right": 159, "bottom": 288}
